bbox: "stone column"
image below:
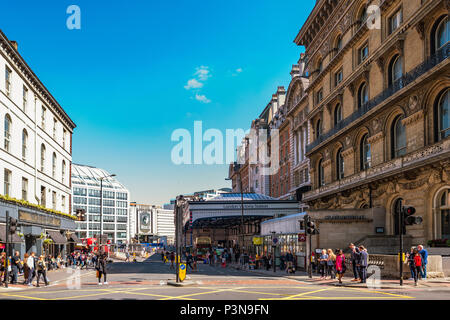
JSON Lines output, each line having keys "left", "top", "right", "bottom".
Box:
{"left": 402, "top": 110, "right": 425, "bottom": 153}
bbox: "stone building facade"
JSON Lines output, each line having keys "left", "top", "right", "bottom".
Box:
{"left": 297, "top": 0, "right": 449, "bottom": 250}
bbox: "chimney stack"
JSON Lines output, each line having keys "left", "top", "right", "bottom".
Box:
{"left": 10, "top": 41, "right": 18, "bottom": 51}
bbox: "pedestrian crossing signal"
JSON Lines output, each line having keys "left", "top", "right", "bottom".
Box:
{"left": 402, "top": 206, "right": 422, "bottom": 226}
{"left": 9, "top": 217, "right": 17, "bottom": 234}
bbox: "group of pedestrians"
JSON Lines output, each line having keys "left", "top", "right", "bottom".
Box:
{"left": 407, "top": 244, "right": 428, "bottom": 286}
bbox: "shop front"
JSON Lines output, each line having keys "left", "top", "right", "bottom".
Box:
{"left": 0, "top": 199, "right": 77, "bottom": 259}
{"left": 260, "top": 212, "right": 307, "bottom": 270}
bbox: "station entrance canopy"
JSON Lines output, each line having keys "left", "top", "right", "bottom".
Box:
{"left": 182, "top": 193, "right": 300, "bottom": 230}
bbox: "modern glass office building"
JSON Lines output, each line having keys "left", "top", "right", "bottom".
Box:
{"left": 71, "top": 164, "right": 130, "bottom": 244}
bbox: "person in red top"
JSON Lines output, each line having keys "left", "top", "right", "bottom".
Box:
{"left": 335, "top": 249, "right": 346, "bottom": 284}
{"left": 412, "top": 248, "right": 423, "bottom": 286}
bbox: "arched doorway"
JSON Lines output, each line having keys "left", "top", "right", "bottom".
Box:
{"left": 393, "top": 198, "right": 403, "bottom": 235}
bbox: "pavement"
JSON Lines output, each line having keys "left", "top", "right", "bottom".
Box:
{"left": 1, "top": 253, "right": 450, "bottom": 300}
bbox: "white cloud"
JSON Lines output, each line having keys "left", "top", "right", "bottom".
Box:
{"left": 184, "top": 78, "right": 203, "bottom": 90}
{"left": 195, "top": 94, "right": 211, "bottom": 104}
{"left": 232, "top": 67, "right": 243, "bottom": 77}
{"left": 195, "top": 66, "right": 211, "bottom": 81}
{"left": 236, "top": 68, "right": 243, "bottom": 73}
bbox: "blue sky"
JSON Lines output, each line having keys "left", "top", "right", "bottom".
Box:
{"left": 1, "top": 0, "right": 313, "bottom": 205}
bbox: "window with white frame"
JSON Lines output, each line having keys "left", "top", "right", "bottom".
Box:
{"left": 53, "top": 118, "right": 57, "bottom": 139}
{"left": 22, "top": 177, "right": 28, "bottom": 201}
{"left": 41, "top": 106, "right": 46, "bottom": 129}
{"left": 62, "top": 160, "right": 66, "bottom": 184}
{"left": 52, "top": 152, "right": 57, "bottom": 178}
{"left": 4, "top": 114, "right": 11, "bottom": 152}
{"left": 63, "top": 128, "right": 67, "bottom": 149}
{"left": 22, "top": 129, "right": 28, "bottom": 161}
{"left": 5, "top": 66, "right": 11, "bottom": 96}
{"left": 61, "top": 195, "right": 66, "bottom": 211}
{"left": 52, "top": 191, "right": 57, "bottom": 210}
{"left": 40, "top": 144, "right": 46, "bottom": 172}
{"left": 23, "top": 86, "right": 28, "bottom": 112}
{"left": 4, "top": 168, "right": 11, "bottom": 196}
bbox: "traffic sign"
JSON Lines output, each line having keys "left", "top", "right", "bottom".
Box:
{"left": 298, "top": 233, "right": 306, "bottom": 242}
{"left": 272, "top": 237, "right": 278, "bottom": 245}
{"left": 179, "top": 263, "right": 186, "bottom": 282}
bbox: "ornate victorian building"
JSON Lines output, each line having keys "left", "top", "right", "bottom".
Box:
{"left": 297, "top": 0, "right": 449, "bottom": 249}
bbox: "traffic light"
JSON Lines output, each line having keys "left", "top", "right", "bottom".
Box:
{"left": 9, "top": 217, "right": 17, "bottom": 234}
{"left": 304, "top": 215, "right": 319, "bottom": 235}
{"left": 402, "top": 206, "right": 422, "bottom": 226}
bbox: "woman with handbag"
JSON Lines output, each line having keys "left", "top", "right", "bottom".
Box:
{"left": 335, "top": 249, "right": 346, "bottom": 284}
{"left": 36, "top": 255, "right": 49, "bottom": 287}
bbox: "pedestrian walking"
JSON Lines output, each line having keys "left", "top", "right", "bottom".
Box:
{"left": 36, "top": 255, "right": 49, "bottom": 287}
{"left": 407, "top": 247, "right": 416, "bottom": 280}
{"left": 412, "top": 248, "right": 423, "bottom": 286}
{"left": 326, "top": 249, "right": 336, "bottom": 280}
{"left": 349, "top": 243, "right": 361, "bottom": 282}
{"left": 335, "top": 249, "right": 346, "bottom": 284}
{"left": 318, "top": 249, "right": 328, "bottom": 279}
{"left": 22, "top": 253, "right": 30, "bottom": 285}
{"left": 357, "top": 245, "right": 368, "bottom": 283}
{"left": 417, "top": 245, "right": 428, "bottom": 279}
{"left": 95, "top": 252, "right": 108, "bottom": 285}
{"left": 11, "top": 251, "right": 20, "bottom": 284}
{"left": 26, "top": 252, "right": 36, "bottom": 286}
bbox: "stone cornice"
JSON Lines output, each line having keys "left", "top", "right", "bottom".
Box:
{"left": 342, "top": 147, "right": 355, "bottom": 158}
{"left": 367, "top": 132, "right": 384, "bottom": 144}
{"left": 402, "top": 110, "right": 424, "bottom": 126}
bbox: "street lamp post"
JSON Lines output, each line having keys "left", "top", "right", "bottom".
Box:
{"left": 271, "top": 231, "right": 276, "bottom": 273}
{"left": 225, "top": 162, "right": 245, "bottom": 254}
{"left": 100, "top": 173, "right": 116, "bottom": 247}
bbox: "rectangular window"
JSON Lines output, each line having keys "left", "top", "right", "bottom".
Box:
{"left": 52, "top": 191, "right": 57, "bottom": 210}
{"left": 117, "top": 201, "right": 128, "bottom": 208}
{"left": 41, "top": 186, "right": 46, "bottom": 207}
{"left": 88, "top": 189, "right": 100, "bottom": 197}
{"left": 389, "top": 9, "right": 402, "bottom": 34}
{"left": 316, "top": 89, "right": 323, "bottom": 104}
{"left": 334, "top": 69, "right": 343, "bottom": 87}
{"left": 103, "top": 199, "right": 115, "bottom": 207}
{"left": 22, "top": 177, "right": 28, "bottom": 200}
{"left": 41, "top": 106, "right": 46, "bottom": 129}
{"left": 359, "top": 44, "right": 369, "bottom": 64}
{"left": 63, "top": 129, "right": 67, "bottom": 149}
{"left": 89, "top": 198, "right": 101, "bottom": 206}
{"left": 5, "top": 66, "right": 11, "bottom": 96}
{"left": 53, "top": 118, "right": 57, "bottom": 139}
{"left": 74, "top": 196, "right": 87, "bottom": 204}
{"left": 62, "top": 195, "right": 66, "bottom": 211}
{"left": 116, "top": 192, "right": 128, "bottom": 200}
{"left": 88, "top": 206, "right": 101, "bottom": 214}
{"left": 4, "top": 169, "right": 11, "bottom": 196}
{"left": 23, "top": 86, "right": 28, "bottom": 112}
{"left": 73, "top": 187, "right": 87, "bottom": 196}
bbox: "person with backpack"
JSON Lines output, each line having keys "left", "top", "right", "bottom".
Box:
{"left": 36, "top": 255, "right": 49, "bottom": 287}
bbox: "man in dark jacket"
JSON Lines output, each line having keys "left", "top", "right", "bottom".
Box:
{"left": 11, "top": 251, "right": 20, "bottom": 284}
{"left": 357, "top": 246, "right": 369, "bottom": 283}
{"left": 95, "top": 252, "right": 108, "bottom": 285}
{"left": 349, "top": 243, "right": 361, "bottom": 282}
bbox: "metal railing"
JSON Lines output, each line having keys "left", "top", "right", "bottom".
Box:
{"left": 306, "top": 43, "right": 449, "bottom": 154}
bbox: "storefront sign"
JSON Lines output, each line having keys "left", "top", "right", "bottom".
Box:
{"left": 321, "top": 215, "right": 372, "bottom": 223}
{"left": 298, "top": 233, "right": 306, "bottom": 242}
{"left": 19, "top": 211, "right": 61, "bottom": 227}
{"left": 222, "top": 204, "right": 269, "bottom": 209}
{"left": 253, "top": 237, "right": 263, "bottom": 245}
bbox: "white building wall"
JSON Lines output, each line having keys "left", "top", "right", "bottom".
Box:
{"left": 0, "top": 37, "right": 73, "bottom": 214}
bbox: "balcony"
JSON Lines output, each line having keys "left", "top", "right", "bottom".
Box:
{"left": 303, "top": 137, "right": 450, "bottom": 202}
{"left": 306, "top": 43, "right": 449, "bottom": 154}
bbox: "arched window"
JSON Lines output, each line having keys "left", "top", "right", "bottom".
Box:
{"left": 436, "top": 16, "right": 449, "bottom": 51}
{"left": 437, "top": 89, "right": 449, "bottom": 141}
{"left": 360, "top": 133, "right": 371, "bottom": 171}
{"left": 358, "top": 83, "right": 369, "bottom": 109}
{"left": 391, "top": 115, "right": 406, "bottom": 158}
{"left": 40, "top": 144, "right": 46, "bottom": 172}
{"left": 334, "top": 104, "right": 342, "bottom": 126}
{"left": 52, "top": 152, "right": 57, "bottom": 178}
{"left": 389, "top": 55, "right": 403, "bottom": 87}
{"left": 336, "top": 148, "right": 344, "bottom": 180}
{"left": 335, "top": 35, "right": 342, "bottom": 53}
{"left": 318, "top": 159, "right": 325, "bottom": 187}
{"left": 315, "top": 119, "right": 322, "bottom": 139}
{"left": 4, "top": 114, "right": 11, "bottom": 152}
{"left": 62, "top": 160, "right": 66, "bottom": 184}
{"left": 431, "top": 15, "right": 449, "bottom": 54}
{"left": 358, "top": 5, "right": 368, "bottom": 27}
{"left": 22, "top": 129, "right": 28, "bottom": 161}
{"left": 317, "top": 58, "right": 323, "bottom": 73}
{"left": 439, "top": 189, "right": 450, "bottom": 239}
